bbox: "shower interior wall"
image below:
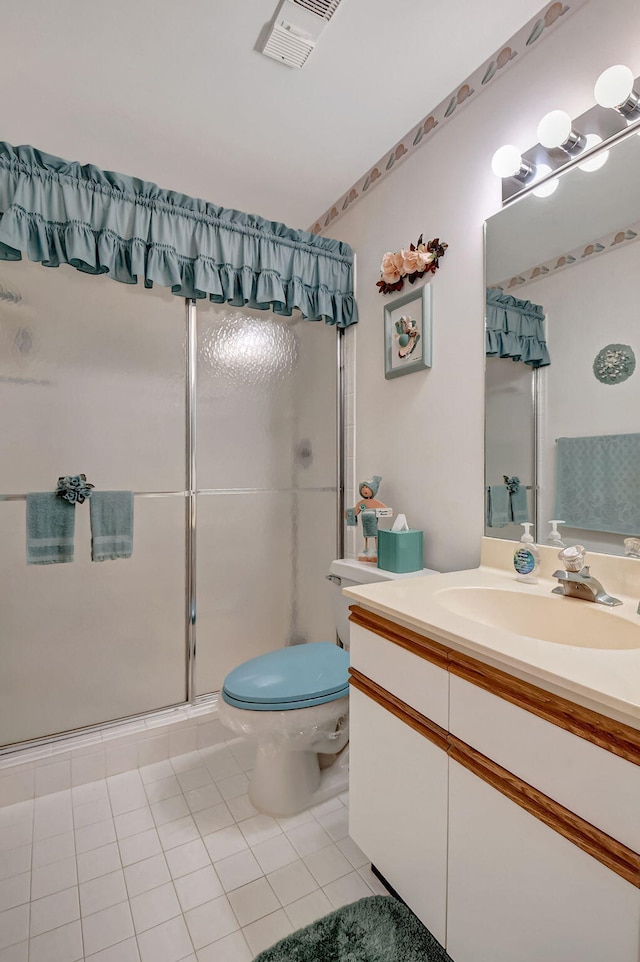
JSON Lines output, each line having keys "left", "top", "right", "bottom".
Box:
{"left": 0, "top": 257, "right": 338, "bottom": 749}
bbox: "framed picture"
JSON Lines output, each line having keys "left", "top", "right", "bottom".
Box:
{"left": 383, "top": 284, "right": 432, "bottom": 379}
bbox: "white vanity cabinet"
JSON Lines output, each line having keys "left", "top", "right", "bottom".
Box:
{"left": 348, "top": 617, "right": 450, "bottom": 944}
{"left": 347, "top": 605, "right": 640, "bottom": 962}
{"left": 447, "top": 759, "right": 640, "bottom": 962}
{"left": 349, "top": 687, "right": 448, "bottom": 944}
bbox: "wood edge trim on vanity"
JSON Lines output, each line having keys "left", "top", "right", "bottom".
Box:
{"left": 449, "top": 735, "right": 640, "bottom": 889}
{"left": 348, "top": 603, "right": 640, "bottom": 766}
{"left": 352, "top": 668, "right": 640, "bottom": 887}
{"left": 448, "top": 650, "right": 640, "bottom": 767}
{"left": 348, "top": 668, "right": 449, "bottom": 753}
{"left": 349, "top": 606, "right": 449, "bottom": 670}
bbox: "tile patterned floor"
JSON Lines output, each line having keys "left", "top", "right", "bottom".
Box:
{"left": 0, "top": 739, "right": 386, "bottom": 962}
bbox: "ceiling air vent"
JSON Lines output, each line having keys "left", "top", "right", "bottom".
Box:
{"left": 291, "top": 0, "right": 342, "bottom": 21}
{"left": 259, "top": 0, "right": 343, "bottom": 69}
{"left": 262, "top": 22, "right": 315, "bottom": 69}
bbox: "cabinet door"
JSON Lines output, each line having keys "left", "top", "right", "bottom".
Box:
{"left": 447, "top": 759, "right": 640, "bottom": 962}
{"left": 349, "top": 687, "right": 448, "bottom": 945}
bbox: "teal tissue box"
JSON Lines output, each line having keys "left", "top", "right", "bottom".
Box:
{"left": 377, "top": 529, "right": 423, "bottom": 573}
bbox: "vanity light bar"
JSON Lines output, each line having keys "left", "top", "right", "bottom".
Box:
{"left": 492, "top": 67, "right": 640, "bottom": 204}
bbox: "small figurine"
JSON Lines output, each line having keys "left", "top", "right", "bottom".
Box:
{"left": 345, "top": 475, "right": 392, "bottom": 563}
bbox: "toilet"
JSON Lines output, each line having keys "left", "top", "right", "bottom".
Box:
{"left": 218, "top": 558, "right": 438, "bottom": 816}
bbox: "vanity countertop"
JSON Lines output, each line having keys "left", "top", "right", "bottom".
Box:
{"left": 343, "top": 538, "right": 640, "bottom": 730}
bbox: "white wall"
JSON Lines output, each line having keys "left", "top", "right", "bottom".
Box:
{"left": 331, "top": 0, "right": 640, "bottom": 573}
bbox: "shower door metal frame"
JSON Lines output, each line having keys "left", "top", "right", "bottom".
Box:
{"left": 0, "top": 298, "right": 346, "bottom": 754}
{"left": 185, "top": 299, "right": 198, "bottom": 704}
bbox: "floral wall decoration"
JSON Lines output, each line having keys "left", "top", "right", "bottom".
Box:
{"left": 377, "top": 236, "right": 448, "bottom": 294}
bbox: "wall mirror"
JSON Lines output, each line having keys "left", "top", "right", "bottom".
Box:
{"left": 484, "top": 128, "right": 640, "bottom": 557}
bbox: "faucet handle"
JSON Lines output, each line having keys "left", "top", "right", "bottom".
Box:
{"left": 558, "top": 544, "right": 586, "bottom": 572}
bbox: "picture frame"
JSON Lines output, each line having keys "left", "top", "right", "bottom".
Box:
{"left": 384, "top": 284, "right": 432, "bottom": 379}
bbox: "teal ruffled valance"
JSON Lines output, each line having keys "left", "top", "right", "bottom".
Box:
{"left": 485, "top": 288, "right": 549, "bottom": 367}
{"left": 0, "top": 143, "right": 357, "bottom": 328}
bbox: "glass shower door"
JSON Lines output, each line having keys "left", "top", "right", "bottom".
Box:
{"left": 0, "top": 259, "right": 187, "bottom": 746}
{"left": 195, "top": 305, "right": 337, "bottom": 694}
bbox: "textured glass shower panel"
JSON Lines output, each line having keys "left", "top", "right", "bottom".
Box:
{"left": 0, "top": 259, "right": 185, "bottom": 492}
{"left": 195, "top": 490, "right": 336, "bottom": 695}
{"left": 0, "top": 260, "right": 187, "bottom": 746}
{"left": 196, "top": 304, "right": 336, "bottom": 490}
{"left": 195, "top": 304, "right": 338, "bottom": 695}
{"left": 0, "top": 498, "right": 185, "bottom": 745}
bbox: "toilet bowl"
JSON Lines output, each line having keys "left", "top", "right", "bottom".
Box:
{"left": 219, "top": 642, "right": 349, "bottom": 816}
{"left": 219, "top": 558, "right": 439, "bottom": 816}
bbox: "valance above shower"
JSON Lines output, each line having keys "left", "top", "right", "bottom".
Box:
{"left": 485, "top": 287, "right": 549, "bottom": 367}
{"left": 0, "top": 143, "right": 358, "bottom": 328}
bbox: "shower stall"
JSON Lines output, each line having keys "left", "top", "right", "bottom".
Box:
{"left": 0, "top": 256, "right": 342, "bottom": 750}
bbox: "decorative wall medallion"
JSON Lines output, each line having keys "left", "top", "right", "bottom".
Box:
{"left": 593, "top": 343, "right": 636, "bottom": 385}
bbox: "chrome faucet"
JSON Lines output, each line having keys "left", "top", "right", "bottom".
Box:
{"left": 552, "top": 545, "right": 622, "bottom": 607}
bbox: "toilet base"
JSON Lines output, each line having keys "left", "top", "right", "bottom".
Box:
{"left": 248, "top": 742, "right": 349, "bottom": 817}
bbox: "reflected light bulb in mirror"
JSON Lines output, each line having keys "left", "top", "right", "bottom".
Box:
{"left": 537, "top": 110, "right": 584, "bottom": 151}
{"left": 578, "top": 134, "right": 609, "bottom": 172}
{"left": 532, "top": 165, "right": 559, "bottom": 198}
{"left": 491, "top": 145, "right": 533, "bottom": 180}
{"left": 594, "top": 64, "right": 639, "bottom": 115}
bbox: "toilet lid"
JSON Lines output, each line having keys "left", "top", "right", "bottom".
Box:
{"left": 222, "top": 642, "right": 349, "bottom": 710}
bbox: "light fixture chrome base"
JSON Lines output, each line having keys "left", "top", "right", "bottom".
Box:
{"left": 559, "top": 129, "right": 586, "bottom": 153}
{"left": 501, "top": 75, "right": 640, "bottom": 204}
{"left": 512, "top": 159, "right": 536, "bottom": 182}
{"left": 615, "top": 90, "right": 640, "bottom": 118}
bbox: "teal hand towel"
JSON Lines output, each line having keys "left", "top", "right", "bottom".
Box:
{"left": 510, "top": 486, "right": 529, "bottom": 524}
{"left": 556, "top": 433, "right": 640, "bottom": 534}
{"left": 487, "top": 485, "right": 509, "bottom": 527}
{"left": 90, "top": 491, "right": 134, "bottom": 561}
{"left": 26, "top": 492, "right": 75, "bottom": 564}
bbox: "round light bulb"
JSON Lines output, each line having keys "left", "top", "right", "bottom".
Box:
{"left": 537, "top": 110, "right": 573, "bottom": 149}
{"left": 578, "top": 134, "right": 609, "bottom": 172}
{"left": 594, "top": 64, "right": 634, "bottom": 108}
{"left": 491, "top": 144, "right": 523, "bottom": 178}
{"left": 532, "top": 165, "right": 559, "bottom": 198}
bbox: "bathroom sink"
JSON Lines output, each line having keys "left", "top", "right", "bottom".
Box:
{"left": 434, "top": 586, "right": 640, "bottom": 650}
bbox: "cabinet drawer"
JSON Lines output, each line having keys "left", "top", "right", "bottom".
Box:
{"left": 349, "top": 622, "right": 449, "bottom": 729}
{"left": 447, "top": 759, "right": 640, "bottom": 962}
{"left": 450, "top": 673, "right": 640, "bottom": 853}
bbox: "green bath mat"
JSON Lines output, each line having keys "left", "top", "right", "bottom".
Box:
{"left": 252, "top": 895, "right": 451, "bottom": 962}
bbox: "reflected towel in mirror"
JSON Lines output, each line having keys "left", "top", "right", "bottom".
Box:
{"left": 487, "top": 485, "right": 510, "bottom": 526}
{"left": 510, "top": 486, "right": 529, "bottom": 523}
{"left": 555, "top": 433, "right": 640, "bottom": 535}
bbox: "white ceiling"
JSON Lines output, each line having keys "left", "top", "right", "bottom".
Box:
{"left": 2, "top": 0, "right": 547, "bottom": 230}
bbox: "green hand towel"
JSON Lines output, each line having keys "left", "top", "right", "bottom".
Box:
{"left": 90, "top": 491, "right": 134, "bottom": 562}
{"left": 510, "top": 486, "right": 529, "bottom": 524}
{"left": 26, "top": 492, "right": 75, "bottom": 564}
{"left": 487, "top": 485, "right": 509, "bottom": 527}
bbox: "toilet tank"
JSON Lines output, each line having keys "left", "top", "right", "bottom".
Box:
{"left": 327, "top": 558, "right": 439, "bottom": 650}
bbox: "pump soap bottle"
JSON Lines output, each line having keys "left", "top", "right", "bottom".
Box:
{"left": 547, "top": 520, "right": 566, "bottom": 548}
{"left": 513, "top": 523, "right": 541, "bottom": 584}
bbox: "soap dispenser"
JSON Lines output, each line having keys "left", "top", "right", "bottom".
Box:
{"left": 547, "top": 520, "right": 566, "bottom": 548}
{"left": 513, "top": 523, "right": 541, "bottom": 584}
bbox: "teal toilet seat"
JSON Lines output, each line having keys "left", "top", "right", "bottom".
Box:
{"left": 222, "top": 642, "right": 350, "bottom": 711}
